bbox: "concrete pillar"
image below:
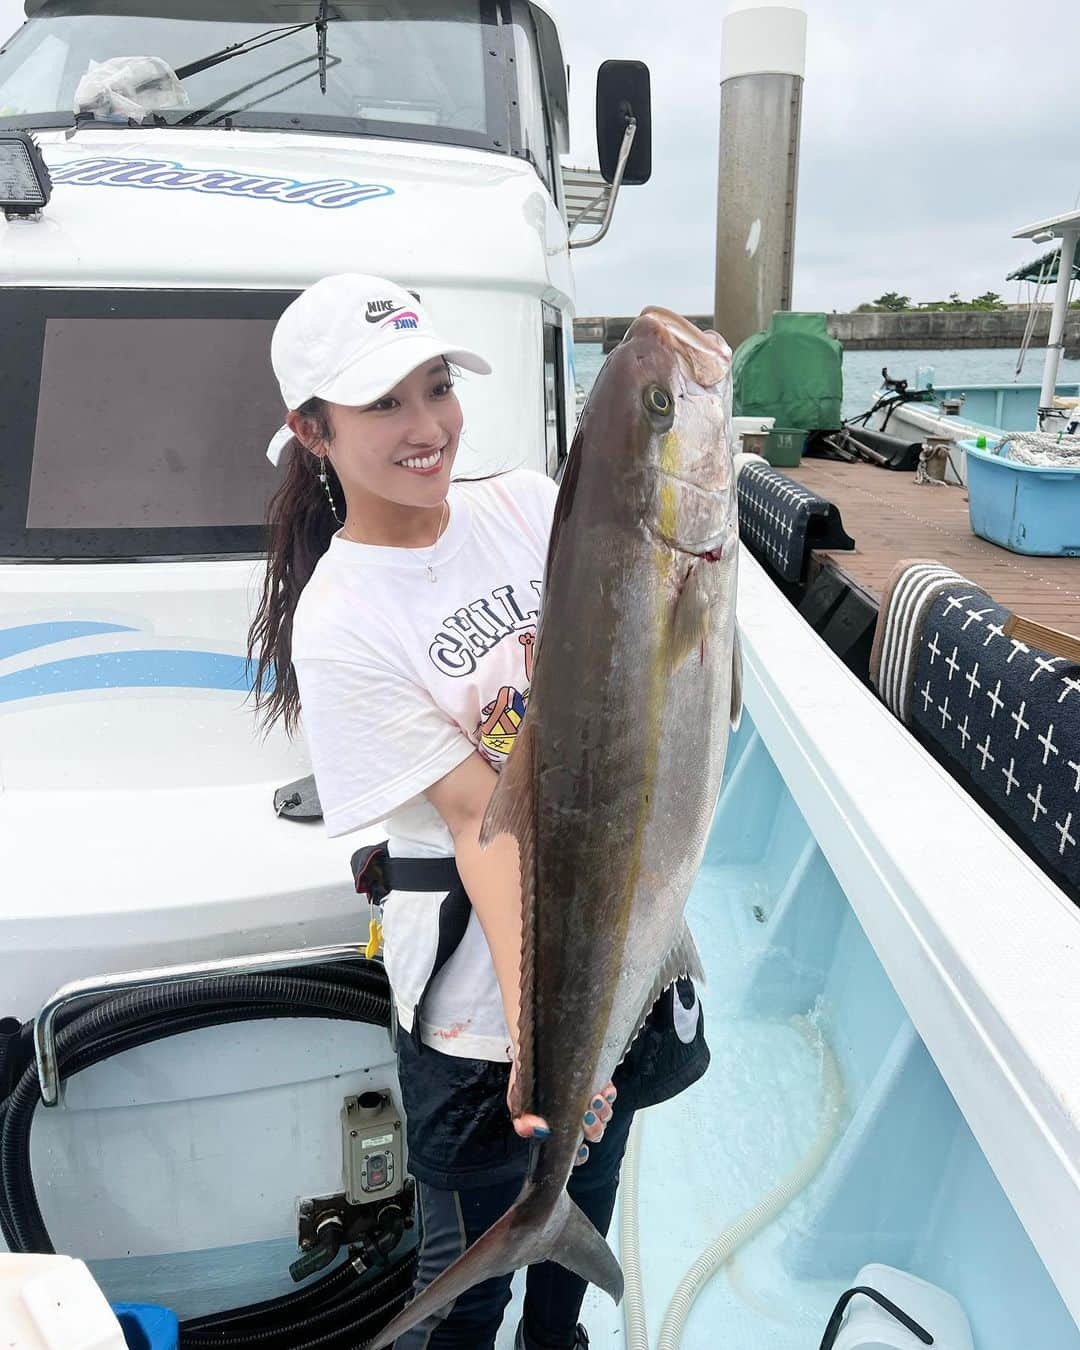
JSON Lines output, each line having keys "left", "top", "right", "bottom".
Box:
{"left": 714, "top": 1, "right": 807, "bottom": 353}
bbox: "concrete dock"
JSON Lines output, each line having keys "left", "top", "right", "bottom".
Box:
{"left": 574, "top": 309, "right": 1080, "bottom": 357}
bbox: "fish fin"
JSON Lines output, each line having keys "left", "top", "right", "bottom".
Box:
{"left": 479, "top": 715, "right": 536, "bottom": 849}
{"left": 364, "top": 1187, "right": 622, "bottom": 1349}
{"left": 553, "top": 1188, "right": 625, "bottom": 1301}
{"left": 670, "top": 562, "right": 711, "bottom": 674}
{"left": 619, "top": 920, "right": 706, "bottom": 1065}
{"left": 730, "top": 626, "right": 744, "bottom": 730}
{"left": 653, "top": 918, "right": 705, "bottom": 995}
{"left": 479, "top": 718, "right": 539, "bottom": 1120}
{"left": 674, "top": 918, "right": 706, "bottom": 985}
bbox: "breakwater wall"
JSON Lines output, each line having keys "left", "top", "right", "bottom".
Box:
{"left": 575, "top": 310, "right": 1080, "bottom": 357}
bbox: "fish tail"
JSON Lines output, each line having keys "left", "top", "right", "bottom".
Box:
{"left": 365, "top": 1185, "right": 624, "bottom": 1348}
{"left": 545, "top": 1186, "right": 625, "bottom": 1300}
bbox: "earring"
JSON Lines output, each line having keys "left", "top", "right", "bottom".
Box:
{"left": 318, "top": 456, "right": 344, "bottom": 526}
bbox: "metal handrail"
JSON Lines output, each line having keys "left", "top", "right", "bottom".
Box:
{"left": 568, "top": 117, "right": 637, "bottom": 251}
{"left": 34, "top": 943, "right": 369, "bottom": 1108}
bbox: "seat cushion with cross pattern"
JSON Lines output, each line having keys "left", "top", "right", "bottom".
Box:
{"left": 871, "top": 559, "right": 1080, "bottom": 903}
{"left": 735, "top": 458, "right": 854, "bottom": 583}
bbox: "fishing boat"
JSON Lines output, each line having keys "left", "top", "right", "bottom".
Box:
{"left": 1, "top": 3, "right": 1078, "bottom": 1348}
{"left": 865, "top": 210, "right": 1080, "bottom": 482}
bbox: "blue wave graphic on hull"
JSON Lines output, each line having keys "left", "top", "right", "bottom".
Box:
{"left": 0, "top": 649, "right": 273, "bottom": 705}
{"left": 0, "top": 621, "right": 136, "bottom": 661}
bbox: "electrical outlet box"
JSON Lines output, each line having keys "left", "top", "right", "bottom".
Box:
{"left": 342, "top": 1090, "right": 404, "bottom": 1204}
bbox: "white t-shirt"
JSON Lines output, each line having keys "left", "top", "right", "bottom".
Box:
{"left": 292, "top": 469, "right": 559, "bottom": 1061}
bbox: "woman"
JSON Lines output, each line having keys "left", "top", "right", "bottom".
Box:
{"left": 249, "top": 274, "right": 709, "bottom": 1350}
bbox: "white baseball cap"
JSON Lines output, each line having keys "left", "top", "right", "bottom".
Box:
{"left": 265, "top": 274, "right": 492, "bottom": 465}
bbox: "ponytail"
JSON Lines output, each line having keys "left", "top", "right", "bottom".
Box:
{"left": 247, "top": 397, "right": 339, "bottom": 736}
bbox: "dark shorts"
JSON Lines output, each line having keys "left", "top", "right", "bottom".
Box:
{"left": 394, "top": 1105, "right": 636, "bottom": 1349}
{"left": 396, "top": 976, "right": 709, "bottom": 1191}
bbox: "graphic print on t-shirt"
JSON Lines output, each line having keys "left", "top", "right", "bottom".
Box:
{"left": 427, "top": 581, "right": 542, "bottom": 769}
{"left": 479, "top": 632, "right": 535, "bottom": 765}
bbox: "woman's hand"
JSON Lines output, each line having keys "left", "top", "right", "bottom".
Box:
{"left": 510, "top": 1070, "right": 617, "bottom": 1167}
{"left": 425, "top": 758, "right": 617, "bottom": 1166}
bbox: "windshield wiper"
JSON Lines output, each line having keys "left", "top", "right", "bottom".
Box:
{"left": 173, "top": 13, "right": 337, "bottom": 85}
{"left": 50, "top": 4, "right": 340, "bottom": 132}
{"left": 179, "top": 52, "right": 341, "bottom": 128}
{"left": 317, "top": 0, "right": 329, "bottom": 94}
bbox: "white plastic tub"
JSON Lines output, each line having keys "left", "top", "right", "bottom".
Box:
{"left": 732, "top": 414, "right": 775, "bottom": 451}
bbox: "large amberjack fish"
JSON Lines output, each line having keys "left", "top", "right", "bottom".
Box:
{"left": 368, "top": 308, "right": 741, "bottom": 1348}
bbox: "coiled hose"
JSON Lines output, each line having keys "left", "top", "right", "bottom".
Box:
{"left": 622, "top": 1018, "right": 846, "bottom": 1350}
{"left": 0, "top": 960, "right": 418, "bottom": 1348}
{"left": 178, "top": 1249, "right": 417, "bottom": 1349}
{"left": 618, "top": 1103, "right": 651, "bottom": 1350}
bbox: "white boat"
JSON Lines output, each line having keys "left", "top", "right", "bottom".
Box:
{"left": 1, "top": 4, "right": 1078, "bottom": 1349}
{"left": 866, "top": 209, "right": 1080, "bottom": 482}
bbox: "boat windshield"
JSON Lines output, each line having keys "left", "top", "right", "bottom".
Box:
{"left": 0, "top": 1, "right": 507, "bottom": 151}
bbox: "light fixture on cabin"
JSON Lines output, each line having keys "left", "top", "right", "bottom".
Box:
{"left": 0, "top": 131, "right": 53, "bottom": 219}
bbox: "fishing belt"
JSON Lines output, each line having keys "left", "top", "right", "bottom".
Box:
{"left": 350, "top": 842, "right": 469, "bottom": 1055}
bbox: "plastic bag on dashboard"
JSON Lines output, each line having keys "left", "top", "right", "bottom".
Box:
{"left": 73, "top": 56, "right": 190, "bottom": 123}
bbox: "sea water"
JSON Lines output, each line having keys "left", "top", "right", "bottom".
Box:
{"left": 572, "top": 344, "right": 1080, "bottom": 423}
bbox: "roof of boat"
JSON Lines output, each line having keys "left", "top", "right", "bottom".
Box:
{"left": 23, "top": 0, "right": 562, "bottom": 25}
{"left": 1007, "top": 237, "right": 1080, "bottom": 284}
{"left": 1013, "top": 207, "right": 1080, "bottom": 240}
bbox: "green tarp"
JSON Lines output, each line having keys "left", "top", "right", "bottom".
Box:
{"left": 732, "top": 311, "right": 843, "bottom": 432}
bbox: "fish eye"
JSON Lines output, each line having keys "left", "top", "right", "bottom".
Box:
{"left": 644, "top": 386, "right": 673, "bottom": 417}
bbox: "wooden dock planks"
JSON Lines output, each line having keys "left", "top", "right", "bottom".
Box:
{"left": 785, "top": 458, "right": 1080, "bottom": 636}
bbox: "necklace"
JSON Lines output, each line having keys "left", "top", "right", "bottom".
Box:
{"left": 421, "top": 500, "right": 450, "bottom": 583}
{"left": 341, "top": 500, "right": 449, "bottom": 583}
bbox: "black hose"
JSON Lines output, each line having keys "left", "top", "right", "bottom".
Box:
{"left": 217, "top": 1287, "right": 409, "bottom": 1350}
{"left": 0, "top": 962, "right": 417, "bottom": 1347}
{"left": 2, "top": 971, "right": 390, "bottom": 1252}
{"left": 179, "top": 1251, "right": 417, "bottom": 1348}
{"left": 0, "top": 1164, "right": 16, "bottom": 1252}
{"left": 181, "top": 1250, "right": 363, "bottom": 1335}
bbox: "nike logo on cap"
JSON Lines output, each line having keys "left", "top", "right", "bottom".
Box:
{"left": 366, "top": 300, "right": 409, "bottom": 323}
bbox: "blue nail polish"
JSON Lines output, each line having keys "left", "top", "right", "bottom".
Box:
{"left": 592, "top": 1097, "right": 604, "bottom": 1110}
{"left": 605, "top": 1091, "right": 616, "bottom": 1103}
{"left": 533, "top": 1126, "right": 551, "bottom": 1139}
{"left": 577, "top": 1145, "right": 588, "bottom": 1160}
{"left": 583, "top": 1111, "right": 596, "bottom": 1125}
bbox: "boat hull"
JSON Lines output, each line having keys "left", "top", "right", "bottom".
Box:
{"left": 4, "top": 549, "right": 1078, "bottom": 1349}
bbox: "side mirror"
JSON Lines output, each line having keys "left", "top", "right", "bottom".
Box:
{"left": 596, "top": 60, "right": 651, "bottom": 186}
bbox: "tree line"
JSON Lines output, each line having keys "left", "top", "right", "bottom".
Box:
{"left": 857, "top": 291, "right": 1007, "bottom": 312}
{"left": 859, "top": 291, "right": 1080, "bottom": 312}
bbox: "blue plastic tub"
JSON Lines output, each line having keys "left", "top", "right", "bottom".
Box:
{"left": 110, "top": 1303, "right": 179, "bottom": 1350}
{"left": 962, "top": 439, "right": 1080, "bottom": 556}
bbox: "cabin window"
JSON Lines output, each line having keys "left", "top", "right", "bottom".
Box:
{"left": 0, "top": 288, "right": 293, "bottom": 559}
{"left": 543, "top": 303, "right": 566, "bottom": 476}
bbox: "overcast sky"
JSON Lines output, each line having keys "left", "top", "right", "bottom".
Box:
{"left": 3, "top": 0, "right": 1077, "bottom": 316}
{"left": 544, "top": 0, "right": 1080, "bottom": 317}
